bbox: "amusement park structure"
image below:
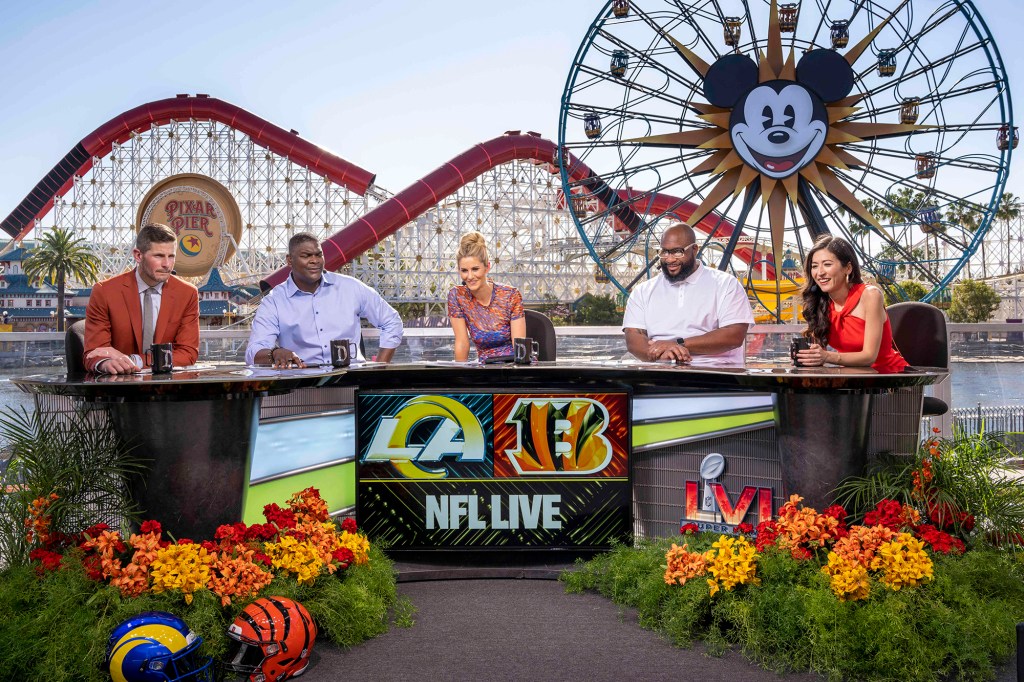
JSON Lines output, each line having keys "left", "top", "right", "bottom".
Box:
{"left": 1, "top": 0, "right": 1019, "bottom": 326}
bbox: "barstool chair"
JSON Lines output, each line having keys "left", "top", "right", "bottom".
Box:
{"left": 886, "top": 302, "right": 950, "bottom": 417}
{"left": 524, "top": 309, "right": 557, "bottom": 361}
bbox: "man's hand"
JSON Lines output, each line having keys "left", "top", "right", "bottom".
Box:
{"left": 86, "top": 347, "right": 140, "bottom": 374}
{"left": 648, "top": 340, "right": 691, "bottom": 363}
{"left": 270, "top": 347, "right": 307, "bottom": 369}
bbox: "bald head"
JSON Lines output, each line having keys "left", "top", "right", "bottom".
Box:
{"left": 662, "top": 222, "right": 695, "bottom": 247}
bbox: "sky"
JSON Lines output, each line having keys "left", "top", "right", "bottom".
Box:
{"left": 1, "top": 0, "right": 1023, "bottom": 217}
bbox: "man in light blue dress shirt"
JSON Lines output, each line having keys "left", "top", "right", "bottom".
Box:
{"left": 245, "top": 233, "right": 404, "bottom": 367}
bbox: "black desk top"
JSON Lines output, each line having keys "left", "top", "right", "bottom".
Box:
{"left": 13, "top": 360, "right": 946, "bottom": 400}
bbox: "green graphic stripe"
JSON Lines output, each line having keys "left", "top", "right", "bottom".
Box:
{"left": 632, "top": 411, "right": 774, "bottom": 449}
{"left": 243, "top": 462, "right": 355, "bottom": 525}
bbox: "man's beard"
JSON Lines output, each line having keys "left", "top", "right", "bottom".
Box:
{"left": 661, "top": 259, "right": 697, "bottom": 283}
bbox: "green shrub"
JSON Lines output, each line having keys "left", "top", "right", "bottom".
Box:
{"left": 561, "top": 537, "right": 1024, "bottom": 681}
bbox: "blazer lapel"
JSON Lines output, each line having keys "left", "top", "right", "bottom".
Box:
{"left": 121, "top": 271, "right": 144, "bottom": 352}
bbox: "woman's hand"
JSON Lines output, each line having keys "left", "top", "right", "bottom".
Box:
{"left": 795, "top": 343, "right": 829, "bottom": 367}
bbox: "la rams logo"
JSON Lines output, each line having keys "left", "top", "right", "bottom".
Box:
{"left": 179, "top": 235, "right": 203, "bottom": 257}
{"left": 362, "top": 395, "right": 486, "bottom": 479}
{"left": 504, "top": 398, "right": 612, "bottom": 476}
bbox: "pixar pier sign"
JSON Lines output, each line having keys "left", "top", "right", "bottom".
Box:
{"left": 356, "top": 392, "right": 631, "bottom": 551}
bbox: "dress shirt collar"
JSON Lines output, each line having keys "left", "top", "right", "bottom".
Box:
{"left": 284, "top": 270, "right": 336, "bottom": 297}
{"left": 135, "top": 268, "right": 165, "bottom": 294}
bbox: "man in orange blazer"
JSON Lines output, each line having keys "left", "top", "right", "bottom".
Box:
{"left": 84, "top": 223, "right": 200, "bottom": 373}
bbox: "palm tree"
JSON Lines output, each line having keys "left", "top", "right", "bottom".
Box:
{"left": 946, "top": 201, "right": 983, "bottom": 279}
{"left": 22, "top": 228, "right": 101, "bottom": 332}
{"left": 996, "top": 192, "right": 1022, "bottom": 273}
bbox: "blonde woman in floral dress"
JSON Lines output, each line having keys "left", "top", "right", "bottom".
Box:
{"left": 447, "top": 231, "right": 526, "bottom": 362}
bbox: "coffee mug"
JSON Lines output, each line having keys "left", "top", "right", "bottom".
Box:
{"left": 790, "top": 336, "right": 811, "bottom": 366}
{"left": 513, "top": 337, "right": 540, "bottom": 365}
{"left": 331, "top": 339, "right": 358, "bottom": 368}
{"left": 149, "top": 343, "right": 174, "bottom": 374}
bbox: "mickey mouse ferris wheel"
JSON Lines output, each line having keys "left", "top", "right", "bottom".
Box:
{"left": 558, "top": 0, "right": 1014, "bottom": 312}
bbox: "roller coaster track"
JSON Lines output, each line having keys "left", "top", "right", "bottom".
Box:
{"left": 0, "top": 94, "right": 766, "bottom": 288}
{"left": 0, "top": 94, "right": 376, "bottom": 241}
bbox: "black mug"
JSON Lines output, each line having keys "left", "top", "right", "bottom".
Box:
{"left": 150, "top": 343, "right": 174, "bottom": 374}
{"left": 513, "top": 337, "right": 540, "bottom": 365}
{"left": 331, "top": 339, "right": 357, "bottom": 368}
{"left": 790, "top": 336, "right": 811, "bottom": 366}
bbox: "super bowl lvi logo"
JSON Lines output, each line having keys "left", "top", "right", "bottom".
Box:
{"left": 504, "top": 398, "right": 612, "bottom": 475}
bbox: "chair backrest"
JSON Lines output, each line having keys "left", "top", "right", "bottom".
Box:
{"left": 524, "top": 309, "right": 557, "bottom": 361}
{"left": 886, "top": 302, "right": 949, "bottom": 369}
{"left": 65, "top": 319, "right": 87, "bottom": 373}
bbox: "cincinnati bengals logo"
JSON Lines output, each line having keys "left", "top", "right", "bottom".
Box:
{"left": 362, "top": 395, "right": 486, "bottom": 479}
{"left": 503, "top": 398, "right": 612, "bottom": 475}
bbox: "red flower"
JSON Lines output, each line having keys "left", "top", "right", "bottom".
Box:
{"left": 201, "top": 540, "right": 219, "bottom": 553}
{"left": 83, "top": 523, "right": 111, "bottom": 539}
{"left": 822, "top": 505, "right": 848, "bottom": 527}
{"left": 251, "top": 551, "right": 273, "bottom": 567}
{"left": 754, "top": 520, "right": 780, "bottom": 551}
{"left": 176, "top": 538, "right": 194, "bottom": 545}
{"left": 82, "top": 554, "right": 104, "bottom": 581}
{"left": 29, "top": 548, "right": 63, "bottom": 574}
{"left": 245, "top": 523, "right": 279, "bottom": 541}
{"left": 332, "top": 547, "right": 355, "bottom": 569}
{"left": 341, "top": 517, "right": 358, "bottom": 533}
{"left": 863, "top": 499, "right": 908, "bottom": 531}
{"left": 679, "top": 523, "right": 700, "bottom": 535}
{"left": 139, "top": 520, "right": 162, "bottom": 535}
{"left": 263, "top": 503, "right": 297, "bottom": 529}
{"left": 735, "top": 522, "right": 754, "bottom": 535}
{"left": 915, "top": 523, "right": 965, "bottom": 555}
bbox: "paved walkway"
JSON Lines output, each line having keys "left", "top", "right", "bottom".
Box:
{"left": 296, "top": 578, "right": 1019, "bottom": 682}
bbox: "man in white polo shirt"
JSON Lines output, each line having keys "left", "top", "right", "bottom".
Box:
{"left": 622, "top": 222, "right": 754, "bottom": 366}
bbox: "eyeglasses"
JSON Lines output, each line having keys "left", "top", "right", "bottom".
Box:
{"left": 658, "top": 244, "right": 697, "bottom": 259}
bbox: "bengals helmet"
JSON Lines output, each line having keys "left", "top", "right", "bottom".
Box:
{"left": 106, "top": 611, "right": 214, "bottom": 682}
{"left": 224, "top": 596, "right": 317, "bottom": 681}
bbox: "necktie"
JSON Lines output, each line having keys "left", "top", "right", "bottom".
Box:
{"left": 142, "top": 287, "right": 155, "bottom": 353}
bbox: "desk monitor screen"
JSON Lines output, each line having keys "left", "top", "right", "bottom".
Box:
{"left": 356, "top": 391, "right": 631, "bottom": 552}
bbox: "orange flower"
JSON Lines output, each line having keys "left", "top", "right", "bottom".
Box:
{"left": 207, "top": 548, "right": 273, "bottom": 607}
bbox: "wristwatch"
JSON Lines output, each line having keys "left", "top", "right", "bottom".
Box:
{"left": 676, "top": 337, "right": 686, "bottom": 346}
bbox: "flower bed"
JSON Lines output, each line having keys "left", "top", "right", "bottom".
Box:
{"left": 0, "top": 487, "right": 408, "bottom": 681}
{"left": 562, "top": 430, "right": 1024, "bottom": 681}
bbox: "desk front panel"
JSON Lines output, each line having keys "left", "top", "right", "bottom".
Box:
{"left": 356, "top": 390, "right": 631, "bottom": 551}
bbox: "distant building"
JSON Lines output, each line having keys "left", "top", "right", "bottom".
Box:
{"left": 0, "top": 246, "right": 247, "bottom": 331}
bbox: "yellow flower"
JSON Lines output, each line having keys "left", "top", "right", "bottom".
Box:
{"left": 338, "top": 530, "right": 371, "bottom": 565}
{"left": 264, "top": 535, "right": 324, "bottom": 585}
{"left": 149, "top": 543, "right": 214, "bottom": 604}
{"left": 703, "top": 535, "right": 759, "bottom": 596}
{"left": 822, "top": 551, "right": 871, "bottom": 601}
{"left": 877, "top": 533, "right": 933, "bottom": 591}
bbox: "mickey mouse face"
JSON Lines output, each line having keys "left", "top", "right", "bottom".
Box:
{"left": 730, "top": 82, "right": 827, "bottom": 179}
{"left": 702, "top": 49, "right": 855, "bottom": 180}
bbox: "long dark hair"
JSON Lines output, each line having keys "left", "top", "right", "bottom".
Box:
{"left": 800, "top": 235, "right": 863, "bottom": 346}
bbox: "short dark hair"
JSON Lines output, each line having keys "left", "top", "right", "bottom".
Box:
{"left": 288, "top": 232, "right": 320, "bottom": 255}
{"left": 136, "top": 223, "right": 177, "bottom": 253}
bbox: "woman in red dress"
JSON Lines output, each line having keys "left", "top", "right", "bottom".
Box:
{"left": 447, "top": 231, "right": 526, "bottom": 362}
{"left": 793, "top": 235, "right": 908, "bottom": 373}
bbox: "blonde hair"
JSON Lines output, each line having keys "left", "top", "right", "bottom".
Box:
{"left": 457, "top": 231, "right": 489, "bottom": 265}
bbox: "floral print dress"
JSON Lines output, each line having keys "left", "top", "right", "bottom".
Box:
{"left": 447, "top": 282, "right": 524, "bottom": 361}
